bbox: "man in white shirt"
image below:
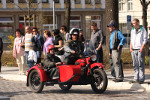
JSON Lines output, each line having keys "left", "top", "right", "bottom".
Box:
{"left": 130, "top": 18, "right": 148, "bottom": 84}
{"left": 25, "top": 26, "right": 33, "bottom": 70}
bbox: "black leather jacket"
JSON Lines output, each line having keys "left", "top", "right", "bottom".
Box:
{"left": 43, "top": 53, "right": 61, "bottom": 68}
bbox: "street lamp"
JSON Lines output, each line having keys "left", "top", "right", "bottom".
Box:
{"left": 53, "top": 0, "right": 55, "bottom": 30}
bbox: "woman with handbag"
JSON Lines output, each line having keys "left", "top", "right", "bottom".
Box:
{"left": 13, "top": 29, "right": 26, "bottom": 75}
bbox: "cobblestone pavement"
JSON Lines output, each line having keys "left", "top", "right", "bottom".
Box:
{"left": 0, "top": 78, "right": 150, "bottom": 100}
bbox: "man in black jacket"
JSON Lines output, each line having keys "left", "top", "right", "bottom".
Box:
{"left": 43, "top": 45, "right": 62, "bottom": 79}
{"left": 0, "top": 37, "right": 3, "bottom": 72}
{"left": 31, "top": 27, "right": 44, "bottom": 63}
{"left": 64, "top": 28, "right": 84, "bottom": 64}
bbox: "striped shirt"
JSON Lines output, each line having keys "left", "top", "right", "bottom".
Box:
{"left": 25, "top": 33, "right": 33, "bottom": 51}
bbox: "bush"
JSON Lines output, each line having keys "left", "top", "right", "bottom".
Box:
{"left": 145, "top": 56, "right": 149, "bottom": 66}
{"left": 1, "top": 51, "right": 17, "bottom": 67}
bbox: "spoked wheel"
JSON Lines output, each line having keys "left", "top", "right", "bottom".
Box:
{"left": 59, "top": 84, "right": 72, "bottom": 91}
{"left": 91, "top": 68, "right": 108, "bottom": 93}
{"left": 29, "top": 70, "right": 44, "bottom": 93}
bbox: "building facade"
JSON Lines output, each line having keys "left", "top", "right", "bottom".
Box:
{"left": 0, "top": 0, "right": 105, "bottom": 46}
{"left": 119, "top": 0, "right": 150, "bottom": 46}
{"left": 119, "top": 0, "right": 150, "bottom": 33}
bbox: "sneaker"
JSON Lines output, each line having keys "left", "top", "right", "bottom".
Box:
{"left": 138, "top": 81, "right": 144, "bottom": 84}
{"left": 129, "top": 80, "right": 138, "bottom": 84}
{"left": 113, "top": 79, "right": 123, "bottom": 82}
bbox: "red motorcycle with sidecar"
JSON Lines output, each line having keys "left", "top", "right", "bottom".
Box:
{"left": 26, "top": 41, "right": 108, "bottom": 93}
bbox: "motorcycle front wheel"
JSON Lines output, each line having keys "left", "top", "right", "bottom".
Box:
{"left": 59, "top": 84, "right": 72, "bottom": 91}
{"left": 91, "top": 68, "right": 108, "bottom": 93}
{"left": 29, "top": 70, "right": 44, "bottom": 93}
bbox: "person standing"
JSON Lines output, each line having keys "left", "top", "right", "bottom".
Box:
{"left": 24, "top": 26, "right": 33, "bottom": 70}
{"left": 107, "top": 20, "right": 126, "bottom": 82}
{"left": 0, "top": 37, "right": 3, "bottom": 72}
{"left": 31, "top": 27, "right": 44, "bottom": 63}
{"left": 78, "top": 28, "right": 85, "bottom": 43}
{"left": 60, "top": 25, "right": 70, "bottom": 43}
{"left": 90, "top": 22, "right": 103, "bottom": 63}
{"left": 13, "top": 29, "right": 26, "bottom": 75}
{"left": 130, "top": 18, "right": 148, "bottom": 84}
{"left": 43, "top": 30, "right": 53, "bottom": 55}
{"left": 53, "top": 29, "right": 64, "bottom": 61}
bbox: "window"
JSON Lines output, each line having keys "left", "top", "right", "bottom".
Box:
{"left": 42, "top": 0, "right": 48, "bottom": 3}
{"left": 31, "top": 0, "right": 37, "bottom": 3}
{"left": 19, "top": 0, "right": 26, "bottom": 3}
{"left": 6, "top": 0, "right": 14, "bottom": 3}
{"left": 75, "top": 0, "right": 81, "bottom": 4}
{"left": 70, "top": 16, "right": 81, "bottom": 29}
{"left": 127, "top": 0, "right": 133, "bottom": 11}
{"left": 0, "top": 17, "right": 14, "bottom": 43}
{"left": 85, "top": 15, "right": 102, "bottom": 39}
{"left": 95, "top": 0, "right": 101, "bottom": 4}
{"left": 55, "top": 0, "right": 59, "bottom": 3}
{"left": 85, "top": 0, "right": 91, "bottom": 4}
{"left": 119, "top": 0, "right": 124, "bottom": 11}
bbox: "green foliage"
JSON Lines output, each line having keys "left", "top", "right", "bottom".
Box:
{"left": 7, "top": 35, "right": 15, "bottom": 49}
{"left": 145, "top": 56, "right": 149, "bottom": 66}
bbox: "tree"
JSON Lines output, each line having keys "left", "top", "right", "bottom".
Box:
{"left": 65, "top": 0, "right": 71, "bottom": 32}
{"left": 140, "top": 0, "right": 150, "bottom": 30}
{"left": 105, "top": 0, "right": 119, "bottom": 64}
{"left": 7, "top": 0, "right": 41, "bottom": 27}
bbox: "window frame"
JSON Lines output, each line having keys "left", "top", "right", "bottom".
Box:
{"left": 55, "top": 0, "right": 59, "bottom": 3}
{"left": 31, "top": 0, "right": 37, "bottom": 3}
{"left": 75, "top": 0, "right": 81, "bottom": 4}
{"left": 127, "top": 0, "right": 133, "bottom": 11}
{"left": 85, "top": 0, "right": 91, "bottom": 4}
{"left": 6, "top": 0, "right": 14, "bottom": 3}
{"left": 95, "top": 0, "right": 101, "bottom": 4}
{"left": 18, "top": 0, "right": 26, "bottom": 3}
{"left": 42, "top": 0, "right": 48, "bottom": 3}
{"left": 119, "top": 0, "right": 124, "bottom": 11}
{"left": 70, "top": 15, "right": 81, "bottom": 29}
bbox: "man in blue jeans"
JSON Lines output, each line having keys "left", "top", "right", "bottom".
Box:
{"left": 90, "top": 22, "right": 103, "bottom": 63}
{"left": 24, "top": 26, "right": 33, "bottom": 70}
{"left": 31, "top": 27, "right": 44, "bottom": 63}
{"left": 130, "top": 18, "right": 148, "bottom": 84}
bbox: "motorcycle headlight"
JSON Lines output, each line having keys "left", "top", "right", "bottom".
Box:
{"left": 91, "top": 55, "right": 97, "bottom": 62}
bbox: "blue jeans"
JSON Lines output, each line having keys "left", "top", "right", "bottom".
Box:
{"left": 25, "top": 51, "right": 34, "bottom": 70}
{"left": 96, "top": 48, "right": 103, "bottom": 63}
{"left": 131, "top": 50, "right": 145, "bottom": 82}
{"left": 36, "top": 51, "right": 42, "bottom": 63}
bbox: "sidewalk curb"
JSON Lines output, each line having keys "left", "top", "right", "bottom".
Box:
{"left": 107, "top": 80, "right": 150, "bottom": 92}
{"left": 0, "top": 96, "right": 10, "bottom": 100}
{"left": 1, "top": 66, "right": 150, "bottom": 92}
{"left": 0, "top": 74, "right": 26, "bottom": 82}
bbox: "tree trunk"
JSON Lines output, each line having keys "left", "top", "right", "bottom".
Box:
{"left": 105, "top": 0, "right": 119, "bottom": 65}
{"left": 142, "top": 4, "right": 147, "bottom": 30}
{"left": 65, "top": 0, "right": 71, "bottom": 32}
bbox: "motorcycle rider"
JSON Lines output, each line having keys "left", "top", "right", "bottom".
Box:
{"left": 64, "top": 28, "right": 84, "bottom": 64}
{"left": 43, "top": 45, "right": 62, "bottom": 79}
